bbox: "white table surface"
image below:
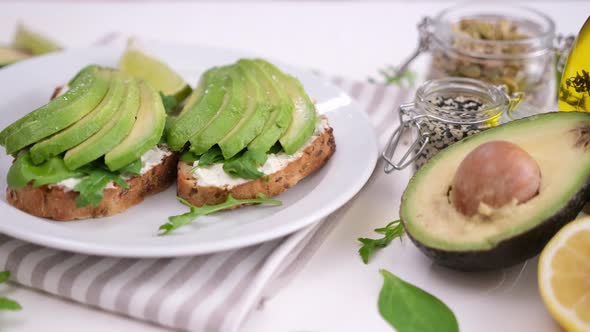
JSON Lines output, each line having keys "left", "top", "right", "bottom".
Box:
{"left": 0, "top": 2, "right": 587, "bottom": 331}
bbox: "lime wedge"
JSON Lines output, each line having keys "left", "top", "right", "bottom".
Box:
{"left": 119, "top": 39, "right": 191, "bottom": 102}
{"left": 0, "top": 46, "right": 31, "bottom": 67}
{"left": 12, "top": 23, "right": 62, "bottom": 55}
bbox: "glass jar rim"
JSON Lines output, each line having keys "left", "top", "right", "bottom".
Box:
{"left": 415, "top": 77, "right": 509, "bottom": 124}
{"left": 433, "top": 4, "right": 556, "bottom": 53}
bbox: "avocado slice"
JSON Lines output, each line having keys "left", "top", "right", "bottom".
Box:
{"left": 188, "top": 65, "right": 249, "bottom": 156}
{"left": 0, "top": 46, "right": 31, "bottom": 67}
{"left": 105, "top": 81, "right": 166, "bottom": 171}
{"left": 214, "top": 62, "right": 272, "bottom": 159}
{"left": 29, "top": 71, "right": 127, "bottom": 164}
{"left": 0, "top": 65, "right": 110, "bottom": 154}
{"left": 400, "top": 112, "right": 590, "bottom": 271}
{"left": 166, "top": 67, "right": 229, "bottom": 151}
{"left": 240, "top": 59, "right": 293, "bottom": 153}
{"left": 64, "top": 78, "right": 140, "bottom": 170}
{"left": 253, "top": 60, "right": 317, "bottom": 155}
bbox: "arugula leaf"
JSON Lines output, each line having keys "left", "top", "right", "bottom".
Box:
{"left": 159, "top": 194, "right": 282, "bottom": 235}
{"left": 160, "top": 92, "right": 178, "bottom": 114}
{"left": 7, "top": 152, "right": 84, "bottom": 189}
{"left": 197, "top": 146, "right": 224, "bottom": 167}
{"left": 358, "top": 219, "right": 404, "bottom": 264}
{"left": 223, "top": 149, "right": 267, "bottom": 180}
{"left": 268, "top": 142, "right": 283, "bottom": 154}
{"left": 118, "top": 159, "right": 142, "bottom": 175}
{"left": 74, "top": 169, "right": 129, "bottom": 208}
{"left": 180, "top": 150, "right": 199, "bottom": 163}
{"left": 369, "top": 66, "right": 416, "bottom": 87}
{"left": 0, "top": 271, "right": 22, "bottom": 311}
{"left": 379, "top": 270, "right": 458, "bottom": 332}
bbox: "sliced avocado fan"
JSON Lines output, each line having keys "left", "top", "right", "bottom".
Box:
{"left": 105, "top": 81, "right": 166, "bottom": 171}
{"left": 64, "top": 78, "right": 140, "bottom": 170}
{"left": 188, "top": 65, "right": 248, "bottom": 155}
{"left": 0, "top": 65, "right": 110, "bottom": 155}
{"left": 254, "top": 59, "right": 317, "bottom": 155}
{"left": 401, "top": 112, "right": 590, "bottom": 270}
{"left": 166, "top": 67, "right": 230, "bottom": 151}
{"left": 240, "top": 59, "right": 293, "bottom": 153}
{"left": 215, "top": 62, "right": 273, "bottom": 159}
{"left": 29, "top": 71, "right": 127, "bottom": 164}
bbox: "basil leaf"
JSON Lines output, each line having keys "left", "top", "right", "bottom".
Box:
{"left": 119, "top": 159, "right": 142, "bottom": 175}
{"left": 0, "top": 271, "right": 22, "bottom": 311}
{"left": 0, "top": 271, "right": 10, "bottom": 284}
{"left": 160, "top": 92, "right": 178, "bottom": 114}
{"left": 197, "top": 146, "right": 224, "bottom": 167}
{"left": 74, "top": 169, "right": 129, "bottom": 208}
{"left": 358, "top": 220, "right": 404, "bottom": 264}
{"left": 7, "top": 152, "right": 84, "bottom": 189}
{"left": 379, "top": 270, "right": 459, "bottom": 332}
{"left": 159, "top": 194, "right": 282, "bottom": 235}
{"left": 223, "top": 149, "right": 267, "bottom": 180}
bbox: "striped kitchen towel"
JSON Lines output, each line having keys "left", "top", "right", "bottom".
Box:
{"left": 0, "top": 78, "right": 411, "bottom": 331}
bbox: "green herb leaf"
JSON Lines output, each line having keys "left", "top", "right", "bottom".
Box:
{"left": 369, "top": 67, "right": 416, "bottom": 87}
{"left": 197, "top": 146, "right": 224, "bottom": 167}
{"left": 0, "top": 271, "right": 22, "bottom": 311}
{"left": 0, "top": 297, "right": 22, "bottom": 311}
{"left": 160, "top": 194, "right": 282, "bottom": 235}
{"left": 223, "top": 149, "right": 267, "bottom": 180}
{"left": 180, "top": 150, "right": 200, "bottom": 163}
{"left": 118, "top": 159, "right": 142, "bottom": 175}
{"left": 7, "top": 152, "right": 84, "bottom": 189}
{"left": 268, "top": 142, "right": 283, "bottom": 154}
{"left": 378, "top": 269, "right": 459, "bottom": 332}
{"left": 0, "top": 271, "right": 10, "bottom": 284}
{"left": 160, "top": 92, "right": 178, "bottom": 114}
{"left": 74, "top": 169, "right": 129, "bottom": 208}
{"left": 358, "top": 219, "right": 404, "bottom": 264}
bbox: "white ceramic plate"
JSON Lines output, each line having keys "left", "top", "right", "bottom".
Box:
{"left": 0, "top": 42, "right": 378, "bottom": 257}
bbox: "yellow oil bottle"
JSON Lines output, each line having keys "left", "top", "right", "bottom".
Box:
{"left": 559, "top": 17, "right": 590, "bottom": 112}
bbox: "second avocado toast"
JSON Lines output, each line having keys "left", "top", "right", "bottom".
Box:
{"left": 0, "top": 53, "right": 336, "bottom": 223}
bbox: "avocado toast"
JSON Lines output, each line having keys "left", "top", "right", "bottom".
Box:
{"left": 170, "top": 59, "right": 336, "bottom": 208}
{"left": 1, "top": 65, "right": 177, "bottom": 220}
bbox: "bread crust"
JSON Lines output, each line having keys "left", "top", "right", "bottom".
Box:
{"left": 177, "top": 125, "right": 336, "bottom": 207}
{"left": 6, "top": 153, "right": 178, "bottom": 221}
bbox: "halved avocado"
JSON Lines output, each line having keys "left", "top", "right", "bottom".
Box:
{"left": 400, "top": 112, "right": 590, "bottom": 271}
{"left": 105, "top": 81, "right": 166, "bottom": 171}
{"left": 64, "top": 78, "right": 140, "bottom": 170}
{"left": 0, "top": 65, "right": 110, "bottom": 154}
{"left": 253, "top": 59, "right": 317, "bottom": 155}
{"left": 166, "top": 67, "right": 229, "bottom": 151}
{"left": 188, "top": 65, "right": 249, "bottom": 156}
{"left": 215, "top": 62, "right": 272, "bottom": 159}
{"left": 29, "top": 71, "right": 127, "bottom": 164}
{"left": 241, "top": 59, "right": 293, "bottom": 153}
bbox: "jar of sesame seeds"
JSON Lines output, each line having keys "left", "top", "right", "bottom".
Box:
{"left": 382, "top": 77, "right": 523, "bottom": 173}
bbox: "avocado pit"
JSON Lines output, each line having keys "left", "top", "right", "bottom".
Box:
{"left": 451, "top": 140, "right": 541, "bottom": 217}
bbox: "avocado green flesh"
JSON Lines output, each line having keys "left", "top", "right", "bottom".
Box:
{"left": 64, "top": 80, "right": 140, "bottom": 170}
{"left": 105, "top": 81, "right": 166, "bottom": 171}
{"left": 242, "top": 59, "right": 293, "bottom": 153}
{"left": 188, "top": 66, "right": 248, "bottom": 156}
{"left": 401, "top": 112, "right": 590, "bottom": 253}
{"left": 166, "top": 68, "right": 229, "bottom": 151}
{"left": 254, "top": 60, "right": 316, "bottom": 155}
{"left": 0, "top": 66, "right": 110, "bottom": 154}
{"left": 29, "top": 72, "right": 127, "bottom": 164}
{"left": 216, "top": 62, "right": 272, "bottom": 159}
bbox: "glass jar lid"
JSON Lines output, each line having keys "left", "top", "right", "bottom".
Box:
{"left": 382, "top": 77, "right": 523, "bottom": 173}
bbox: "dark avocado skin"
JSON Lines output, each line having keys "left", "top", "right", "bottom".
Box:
{"left": 402, "top": 176, "right": 590, "bottom": 271}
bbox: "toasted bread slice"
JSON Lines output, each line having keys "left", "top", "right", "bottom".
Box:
{"left": 6, "top": 153, "right": 178, "bottom": 221}
{"left": 177, "top": 124, "right": 335, "bottom": 207}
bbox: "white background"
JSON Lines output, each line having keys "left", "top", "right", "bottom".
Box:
{"left": 0, "top": 2, "right": 588, "bottom": 331}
